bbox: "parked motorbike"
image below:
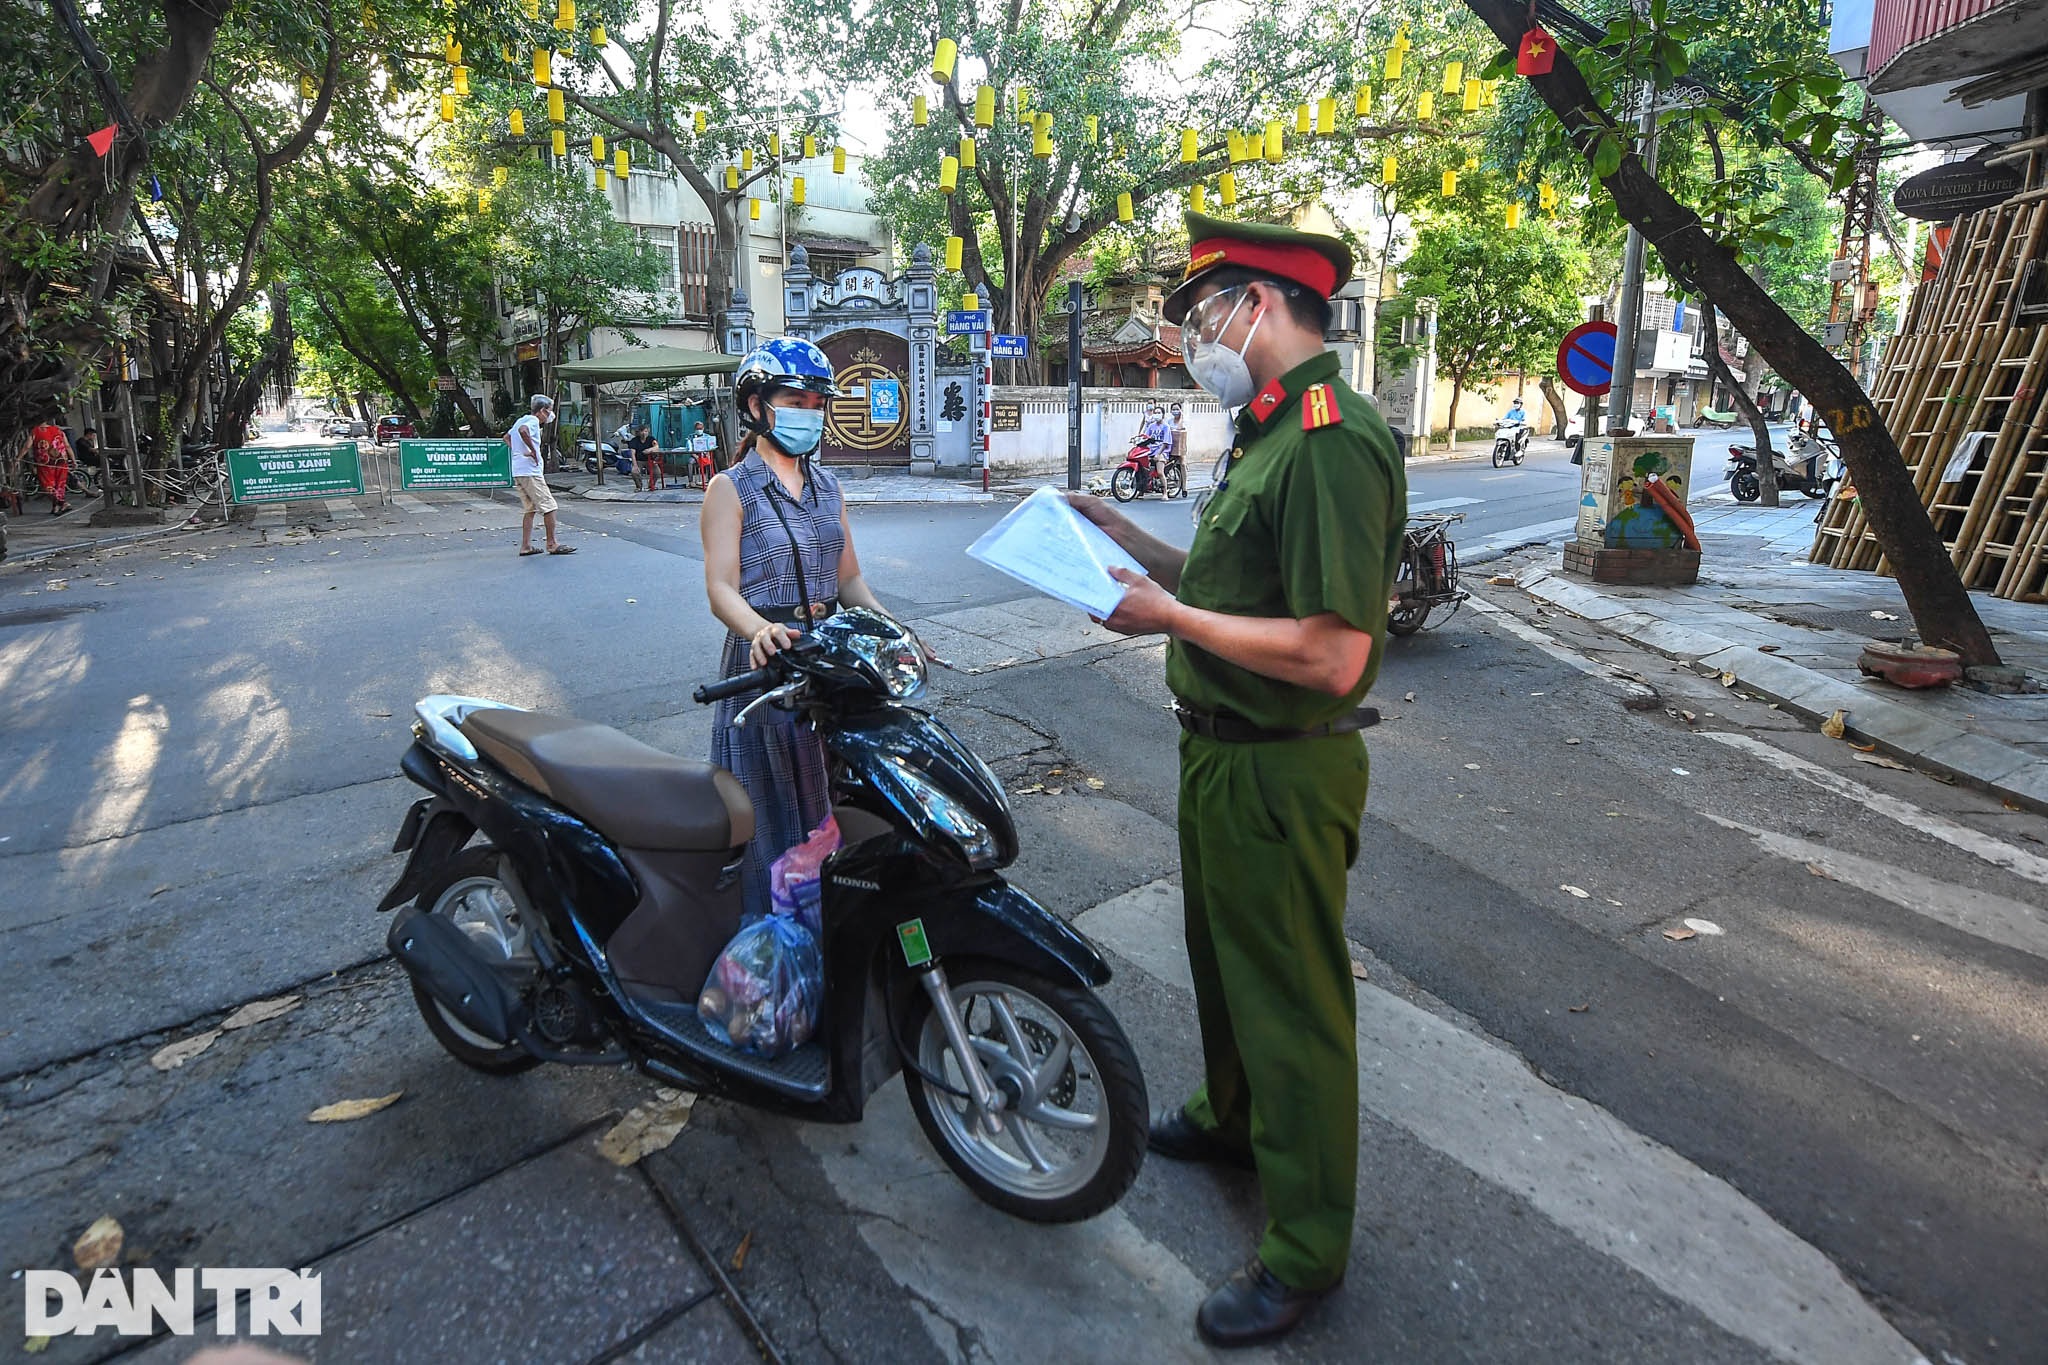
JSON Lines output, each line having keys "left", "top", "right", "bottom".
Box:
{"left": 1490, "top": 420, "right": 1530, "bottom": 468}
{"left": 580, "top": 440, "right": 630, "bottom": 475}
{"left": 1726, "top": 443, "right": 1832, "bottom": 501}
{"left": 1110, "top": 435, "right": 1184, "bottom": 502}
{"left": 1388, "top": 511, "right": 1468, "bottom": 635}
{"left": 377, "top": 607, "right": 1149, "bottom": 1222}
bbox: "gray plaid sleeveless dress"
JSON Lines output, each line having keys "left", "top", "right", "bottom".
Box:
{"left": 711, "top": 451, "right": 846, "bottom": 920}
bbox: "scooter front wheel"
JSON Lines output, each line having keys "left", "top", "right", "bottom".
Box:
{"left": 904, "top": 959, "right": 1148, "bottom": 1224}
{"left": 1110, "top": 467, "right": 1138, "bottom": 502}
{"left": 1491, "top": 444, "right": 1508, "bottom": 468}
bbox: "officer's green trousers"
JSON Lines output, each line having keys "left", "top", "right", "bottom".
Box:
{"left": 1178, "top": 730, "right": 1370, "bottom": 1292}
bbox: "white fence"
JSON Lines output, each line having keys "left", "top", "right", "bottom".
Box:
{"left": 984, "top": 387, "right": 1232, "bottom": 476}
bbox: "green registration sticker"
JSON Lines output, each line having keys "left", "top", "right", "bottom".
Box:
{"left": 897, "top": 919, "right": 933, "bottom": 968}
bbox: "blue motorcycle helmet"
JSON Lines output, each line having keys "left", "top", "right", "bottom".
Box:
{"left": 734, "top": 337, "right": 840, "bottom": 442}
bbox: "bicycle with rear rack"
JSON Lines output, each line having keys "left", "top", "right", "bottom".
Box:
{"left": 1388, "top": 511, "right": 1468, "bottom": 636}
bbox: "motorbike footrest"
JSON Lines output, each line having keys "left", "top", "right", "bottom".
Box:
{"left": 631, "top": 995, "right": 830, "bottom": 1099}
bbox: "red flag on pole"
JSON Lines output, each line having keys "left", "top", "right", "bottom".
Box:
{"left": 86, "top": 124, "right": 118, "bottom": 157}
{"left": 1516, "top": 27, "right": 1556, "bottom": 76}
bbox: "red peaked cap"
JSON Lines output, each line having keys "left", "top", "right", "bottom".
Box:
{"left": 1162, "top": 211, "right": 1354, "bottom": 325}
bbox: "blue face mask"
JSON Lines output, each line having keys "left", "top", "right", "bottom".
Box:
{"left": 769, "top": 406, "right": 825, "bottom": 457}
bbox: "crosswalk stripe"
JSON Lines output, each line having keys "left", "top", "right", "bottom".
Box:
{"left": 1409, "top": 495, "right": 1481, "bottom": 513}
{"left": 392, "top": 493, "right": 431, "bottom": 514}
{"left": 323, "top": 499, "right": 364, "bottom": 521}
{"left": 1075, "top": 880, "right": 1928, "bottom": 1365}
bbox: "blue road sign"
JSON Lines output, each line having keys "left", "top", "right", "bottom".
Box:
{"left": 946, "top": 310, "right": 993, "bottom": 335}
{"left": 992, "top": 334, "right": 1029, "bottom": 359}
{"left": 1557, "top": 321, "right": 1618, "bottom": 397}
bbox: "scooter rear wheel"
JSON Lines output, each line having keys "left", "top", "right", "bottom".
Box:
{"left": 410, "top": 846, "right": 540, "bottom": 1076}
{"left": 1110, "top": 467, "right": 1138, "bottom": 503}
{"left": 1730, "top": 469, "right": 1761, "bottom": 503}
{"left": 903, "top": 959, "right": 1148, "bottom": 1224}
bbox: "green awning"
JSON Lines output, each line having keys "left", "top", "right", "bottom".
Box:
{"left": 554, "top": 345, "right": 740, "bottom": 381}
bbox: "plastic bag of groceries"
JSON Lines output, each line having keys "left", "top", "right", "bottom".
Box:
{"left": 697, "top": 915, "right": 823, "bottom": 1058}
{"left": 769, "top": 815, "right": 841, "bottom": 937}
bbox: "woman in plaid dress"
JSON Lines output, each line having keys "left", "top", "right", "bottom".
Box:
{"left": 701, "top": 338, "right": 889, "bottom": 919}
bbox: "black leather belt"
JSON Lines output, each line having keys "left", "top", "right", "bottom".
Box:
{"left": 760, "top": 597, "right": 840, "bottom": 628}
{"left": 1174, "top": 705, "right": 1380, "bottom": 743}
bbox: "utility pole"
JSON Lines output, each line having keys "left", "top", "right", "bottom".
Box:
{"left": 1067, "top": 279, "right": 1083, "bottom": 490}
{"left": 1826, "top": 114, "right": 1883, "bottom": 386}
{"left": 1606, "top": 0, "right": 1660, "bottom": 435}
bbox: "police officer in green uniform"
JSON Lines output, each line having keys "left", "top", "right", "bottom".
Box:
{"left": 1071, "top": 213, "right": 1406, "bottom": 1348}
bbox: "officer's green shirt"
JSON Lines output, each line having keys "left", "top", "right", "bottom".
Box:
{"left": 1165, "top": 352, "right": 1407, "bottom": 732}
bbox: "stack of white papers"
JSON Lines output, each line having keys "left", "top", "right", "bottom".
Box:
{"left": 966, "top": 487, "right": 1147, "bottom": 618}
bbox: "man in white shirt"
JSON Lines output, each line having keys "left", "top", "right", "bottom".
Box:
{"left": 687, "top": 421, "right": 717, "bottom": 488}
{"left": 511, "top": 394, "right": 574, "bottom": 556}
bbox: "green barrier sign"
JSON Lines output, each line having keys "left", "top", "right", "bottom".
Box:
{"left": 227, "top": 444, "right": 365, "bottom": 503}
{"left": 399, "top": 438, "right": 512, "bottom": 491}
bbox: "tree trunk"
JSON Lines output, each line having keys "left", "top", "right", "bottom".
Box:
{"left": 1460, "top": 0, "right": 1999, "bottom": 666}
{"left": 1447, "top": 374, "right": 1465, "bottom": 448}
{"left": 1538, "top": 375, "right": 1569, "bottom": 439}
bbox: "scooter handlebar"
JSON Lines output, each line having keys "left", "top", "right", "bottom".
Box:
{"left": 693, "top": 666, "right": 777, "bottom": 705}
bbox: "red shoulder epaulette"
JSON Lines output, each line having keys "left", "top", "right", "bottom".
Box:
{"left": 1301, "top": 383, "right": 1343, "bottom": 431}
{"left": 1249, "top": 379, "right": 1289, "bottom": 425}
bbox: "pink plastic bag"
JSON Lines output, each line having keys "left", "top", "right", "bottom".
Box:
{"left": 769, "top": 815, "right": 840, "bottom": 935}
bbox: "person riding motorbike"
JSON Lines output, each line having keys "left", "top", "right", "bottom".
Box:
{"left": 1138, "top": 405, "right": 1173, "bottom": 480}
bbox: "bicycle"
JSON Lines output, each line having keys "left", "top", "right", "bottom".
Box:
{"left": 1388, "top": 512, "right": 1468, "bottom": 636}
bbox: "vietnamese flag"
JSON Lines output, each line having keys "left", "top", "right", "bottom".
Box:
{"left": 1516, "top": 27, "right": 1556, "bottom": 77}
{"left": 86, "top": 124, "right": 117, "bottom": 157}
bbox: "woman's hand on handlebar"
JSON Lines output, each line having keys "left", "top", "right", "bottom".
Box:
{"left": 750, "top": 621, "right": 799, "bottom": 669}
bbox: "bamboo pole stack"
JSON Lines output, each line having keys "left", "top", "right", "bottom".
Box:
{"left": 1812, "top": 137, "right": 2048, "bottom": 601}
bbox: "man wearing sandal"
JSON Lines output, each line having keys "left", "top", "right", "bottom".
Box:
{"left": 511, "top": 394, "right": 574, "bottom": 557}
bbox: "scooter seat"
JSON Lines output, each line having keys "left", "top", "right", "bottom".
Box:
{"left": 461, "top": 710, "right": 754, "bottom": 852}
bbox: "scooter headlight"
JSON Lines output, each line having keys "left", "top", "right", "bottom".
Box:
{"left": 831, "top": 613, "right": 927, "bottom": 699}
{"left": 877, "top": 755, "right": 999, "bottom": 869}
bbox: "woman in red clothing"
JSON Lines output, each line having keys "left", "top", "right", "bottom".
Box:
{"left": 29, "top": 424, "right": 73, "bottom": 515}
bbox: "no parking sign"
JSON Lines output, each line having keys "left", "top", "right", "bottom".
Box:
{"left": 1557, "top": 321, "right": 1618, "bottom": 397}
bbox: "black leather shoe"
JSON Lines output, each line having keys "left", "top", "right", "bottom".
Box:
{"left": 1196, "top": 1258, "right": 1339, "bottom": 1348}
{"left": 1147, "top": 1109, "right": 1255, "bottom": 1170}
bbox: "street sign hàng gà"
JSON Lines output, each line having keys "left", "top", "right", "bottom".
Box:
{"left": 1557, "top": 321, "right": 1619, "bottom": 397}
{"left": 398, "top": 438, "right": 511, "bottom": 491}
{"left": 227, "top": 444, "right": 364, "bottom": 503}
{"left": 992, "top": 334, "right": 1029, "bottom": 359}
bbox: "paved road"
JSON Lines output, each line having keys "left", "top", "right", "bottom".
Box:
{"left": 3, "top": 474, "right": 2043, "bottom": 1364}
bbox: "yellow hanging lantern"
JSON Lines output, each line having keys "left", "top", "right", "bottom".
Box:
{"left": 963, "top": 291, "right": 980, "bottom": 313}
{"left": 1190, "top": 182, "right": 1206, "bottom": 212}
{"left": 478, "top": 189, "right": 491, "bottom": 212}
{"left": 1355, "top": 85, "right": 1373, "bottom": 116}
{"left": 931, "top": 37, "right": 957, "bottom": 85}
{"left": 1086, "top": 114, "right": 1099, "bottom": 143}
{"left": 523, "top": 0, "right": 539, "bottom": 18}
{"left": 1384, "top": 47, "right": 1404, "bottom": 82}
{"left": 912, "top": 95, "right": 928, "bottom": 127}
{"left": 724, "top": 164, "right": 739, "bottom": 190}
{"left": 1505, "top": 203, "right": 1522, "bottom": 229}
{"left": 1227, "top": 131, "right": 1245, "bottom": 163}
{"left": 509, "top": 109, "right": 526, "bottom": 136}
{"left": 804, "top": 134, "right": 817, "bottom": 159}
{"left": 595, "top": 167, "right": 609, "bottom": 190}
{"left": 694, "top": 109, "right": 708, "bottom": 134}
{"left": 1218, "top": 171, "right": 1237, "bottom": 207}
{"left": 791, "top": 176, "right": 805, "bottom": 205}
{"left": 1382, "top": 154, "right": 1397, "bottom": 184}
{"left": 614, "top": 147, "right": 628, "bottom": 178}
{"left": 494, "top": 165, "right": 509, "bottom": 187}
{"left": 1263, "top": 122, "right": 1284, "bottom": 163}
{"left": 769, "top": 131, "right": 781, "bottom": 158}
{"left": 591, "top": 24, "right": 607, "bottom": 47}
{"left": 1294, "top": 103, "right": 1311, "bottom": 135}
{"left": 299, "top": 74, "right": 317, "bottom": 100}
{"left": 833, "top": 145, "right": 847, "bottom": 174}
{"left": 453, "top": 66, "right": 470, "bottom": 97}
{"left": 363, "top": 2, "right": 378, "bottom": 32}
{"left": 439, "top": 92, "right": 455, "bottom": 122}
{"left": 1417, "top": 90, "right": 1435, "bottom": 120}
{"left": 749, "top": 197, "right": 761, "bottom": 220}
{"left": 1463, "top": 79, "right": 1481, "bottom": 113}
{"left": 1443, "top": 62, "right": 1463, "bottom": 95}
{"left": 445, "top": 36, "right": 461, "bottom": 65}
{"left": 1465, "top": 152, "right": 1479, "bottom": 169}
{"left": 1116, "top": 191, "right": 1134, "bottom": 223}
{"left": 944, "top": 236, "right": 963, "bottom": 270}
{"left": 502, "top": 43, "right": 514, "bottom": 63}
{"left": 741, "top": 147, "right": 754, "bottom": 170}
{"left": 1316, "top": 97, "right": 1336, "bottom": 135}
{"left": 974, "top": 86, "right": 995, "bottom": 128}
{"left": 533, "top": 48, "right": 552, "bottom": 86}
{"left": 1179, "top": 128, "right": 1199, "bottom": 163}
{"left": 1441, "top": 169, "right": 1457, "bottom": 197}
{"left": 547, "top": 88, "right": 565, "bottom": 123}
{"left": 554, "top": 0, "right": 575, "bottom": 31}
{"left": 1033, "top": 113, "right": 1053, "bottom": 158}
{"left": 551, "top": 128, "right": 567, "bottom": 156}
{"left": 959, "top": 136, "right": 977, "bottom": 169}
{"left": 1539, "top": 181, "right": 1557, "bottom": 210}
{"left": 938, "top": 154, "right": 959, "bottom": 192}
{"left": 591, "top": 133, "right": 606, "bottom": 163}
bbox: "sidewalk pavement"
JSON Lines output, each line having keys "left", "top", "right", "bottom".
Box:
{"left": 1497, "top": 500, "right": 2048, "bottom": 812}
{"left": 579, "top": 468, "right": 995, "bottom": 505}
{"left": 1, "top": 497, "right": 207, "bottom": 567}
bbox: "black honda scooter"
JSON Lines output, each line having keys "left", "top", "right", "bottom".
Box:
{"left": 376, "top": 608, "right": 1147, "bottom": 1222}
